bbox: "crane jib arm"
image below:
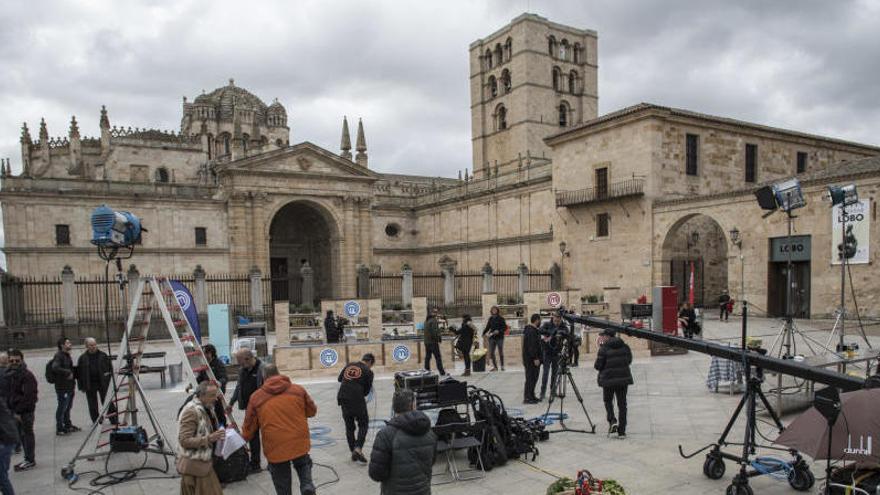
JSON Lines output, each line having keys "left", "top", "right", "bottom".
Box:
{"left": 562, "top": 313, "right": 866, "bottom": 392}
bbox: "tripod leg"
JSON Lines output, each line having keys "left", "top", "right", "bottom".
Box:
{"left": 565, "top": 373, "right": 596, "bottom": 432}
{"left": 132, "top": 374, "right": 176, "bottom": 454}
{"left": 718, "top": 391, "right": 749, "bottom": 446}
{"left": 755, "top": 387, "right": 785, "bottom": 432}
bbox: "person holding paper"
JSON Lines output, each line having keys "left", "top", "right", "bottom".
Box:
{"left": 177, "top": 381, "right": 225, "bottom": 495}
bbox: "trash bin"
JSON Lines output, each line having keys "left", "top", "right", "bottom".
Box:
{"left": 471, "top": 348, "right": 487, "bottom": 372}
{"left": 169, "top": 362, "right": 183, "bottom": 385}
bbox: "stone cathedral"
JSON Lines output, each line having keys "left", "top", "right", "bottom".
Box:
{"left": 2, "top": 13, "right": 879, "bottom": 317}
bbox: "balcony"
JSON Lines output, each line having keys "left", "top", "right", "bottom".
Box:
{"left": 555, "top": 178, "right": 645, "bottom": 207}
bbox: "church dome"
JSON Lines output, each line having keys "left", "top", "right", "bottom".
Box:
{"left": 197, "top": 79, "right": 268, "bottom": 122}
{"left": 267, "top": 99, "right": 287, "bottom": 117}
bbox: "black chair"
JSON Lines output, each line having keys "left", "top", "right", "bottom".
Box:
{"left": 432, "top": 408, "right": 486, "bottom": 484}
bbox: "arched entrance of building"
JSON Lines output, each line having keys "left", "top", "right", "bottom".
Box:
{"left": 660, "top": 213, "right": 728, "bottom": 308}
{"left": 268, "top": 201, "right": 338, "bottom": 306}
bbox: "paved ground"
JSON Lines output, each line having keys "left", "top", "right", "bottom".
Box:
{"left": 7, "top": 311, "right": 880, "bottom": 494}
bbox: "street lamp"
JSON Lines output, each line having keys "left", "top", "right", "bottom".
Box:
{"left": 729, "top": 227, "right": 745, "bottom": 311}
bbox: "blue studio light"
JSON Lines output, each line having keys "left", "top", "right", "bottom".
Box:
{"left": 90, "top": 205, "right": 144, "bottom": 248}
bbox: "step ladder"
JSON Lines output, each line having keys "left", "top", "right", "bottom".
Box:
{"left": 63, "top": 276, "right": 237, "bottom": 477}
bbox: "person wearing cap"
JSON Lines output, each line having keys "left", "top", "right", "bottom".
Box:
{"left": 337, "top": 353, "right": 375, "bottom": 464}
{"left": 594, "top": 328, "right": 633, "bottom": 439}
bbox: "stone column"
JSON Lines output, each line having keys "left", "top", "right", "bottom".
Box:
{"left": 0, "top": 274, "right": 6, "bottom": 327}
{"left": 193, "top": 265, "right": 207, "bottom": 315}
{"left": 249, "top": 266, "right": 263, "bottom": 315}
{"left": 356, "top": 264, "right": 371, "bottom": 299}
{"left": 127, "top": 265, "right": 140, "bottom": 308}
{"left": 481, "top": 262, "right": 494, "bottom": 293}
{"left": 61, "top": 265, "right": 77, "bottom": 324}
{"left": 439, "top": 257, "right": 457, "bottom": 306}
{"left": 401, "top": 264, "right": 413, "bottom": 308}
{"left": 517, "top": 263, "right": 529, "bottom": 303}
{"left": 301, "top": 262, "right": 315, "bottom": 307}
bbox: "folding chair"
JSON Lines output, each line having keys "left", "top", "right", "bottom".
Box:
{"left": 431, "top": 409, "right": 486, "bottom": 484}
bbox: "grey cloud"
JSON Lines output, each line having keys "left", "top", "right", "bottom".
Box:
{"left": 0, "top": 0, "right": 878, "bottom": 179}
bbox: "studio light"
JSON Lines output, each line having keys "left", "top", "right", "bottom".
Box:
{"left": 827, "top": 184, "right": 858, "bottom": 207}
{"left": 754, "top": 178, "right": 806, "bottom": 212}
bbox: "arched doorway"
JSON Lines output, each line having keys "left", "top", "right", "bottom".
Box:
{"left": 269, "top": 201, "right": 338, "bottom": 306}
{"left": 660, "top": 214, "right": 728, "bottom": 308}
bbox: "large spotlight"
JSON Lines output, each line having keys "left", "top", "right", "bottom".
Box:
{"left": 827, "top": 184, "right": 858, "bottom": 207}
{"left": 754, "top": 178, "right": 805, "bottom": 212}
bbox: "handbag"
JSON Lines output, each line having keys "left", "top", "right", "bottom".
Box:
{"left": 213, "top": 446, "right": 249, "bottom": 484}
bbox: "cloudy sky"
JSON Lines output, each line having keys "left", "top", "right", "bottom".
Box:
{"left": 1, "top": 0, "right": 879, "bottom": 180}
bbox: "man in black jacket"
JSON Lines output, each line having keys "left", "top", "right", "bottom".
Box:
{"left": 76, "top": 337, "right": 117, "bottom": 425}
{"left": 594, "top": 329, "right": 634, "bottom": 439}
{"left": 423, "top": 308, "right": 446, "bottom": 376}
{"left": 228, "top": 348, "right": 266, "bottom": 472}
{"left": 522, "top": 314, "right": 543, "bottom": 404}
{"left": 368, "top": 389, "right": 436, "bottom": 495}
{"left": 324, "top": 311, "right": 340, "bottom": 343}
{"left": 337, "top": 353, "right": 375, "bottom": 464}
{"left": 0, "top": 388, "right": 19, "bottom": 495}
{"left": 51, "top": 337, "right": 79, "bottom": 436}
{"left": 7, "top": 349, "right": 37, "bottom": 472}
{"left": 538, "top": 315, "right": 567, "bottom": 400}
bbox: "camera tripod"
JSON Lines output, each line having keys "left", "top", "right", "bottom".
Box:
{"left": 541, "top": 356, "right": 596, "bottom": 435}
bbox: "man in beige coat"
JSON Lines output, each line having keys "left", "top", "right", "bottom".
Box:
{"left": 177, "top": 381, "right": 225, "bottom": 495}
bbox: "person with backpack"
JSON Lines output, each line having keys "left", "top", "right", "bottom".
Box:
{"left": 7, "top": 349, "right": 37, "bottom": 472}
{"left": 337, "top": 353, "right": 375, "bottom": 464}
{"left": 49, "top": 337, "right": 78, "bottom": 436}
{"left": 483, "top": 306, "right": 507, "bottom": 371}
{"left": 75, "top": 337, "right": 116, "bottom": 425}
{"left": 594, "top": 329, "right": 633, "bottom": 439}
{"left": 368, "top": 389, "right": 436, "bottom": 494}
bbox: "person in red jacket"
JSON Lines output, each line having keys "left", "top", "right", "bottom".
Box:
{"left": 242, "top": 364, "right": 317, "bottom": 495}
{"left": 6, "top": 349, "right": 37, "bottom": 471}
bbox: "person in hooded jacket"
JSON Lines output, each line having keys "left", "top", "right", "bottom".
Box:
{"left": 453, "top": 315, "right": 476, "bottom": 376}
{"left": 594, "top": 329, "right": 633, "bottom": 439}
{"left": 0, "top": 389, "right": 19, "bottom": 495}
{"left": 242, "top": 364, "right": 317, "bottom": 495}
{"left": 6, "top": 350, "right": 37, "bottom": 472}
{"left": 368, "top": 389, "right": 437, "bottom": 495}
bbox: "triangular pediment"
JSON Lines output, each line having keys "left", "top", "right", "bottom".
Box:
{"left": 221, "top": 142, "right": 378, "bottom": 179}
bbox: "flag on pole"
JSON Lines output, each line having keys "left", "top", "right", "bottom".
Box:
{"left": 170, "top": 280, "right": 202, "bottom": 343}
{"left": 688, "top": 261, "right": 695, "bottom": 306}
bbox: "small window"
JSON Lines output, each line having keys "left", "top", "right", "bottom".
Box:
{"left": 552, "top": 67, "right": 562, "bottom": 92}
{"left": 548, "top": 36, "right": 557, "bottom": 57}
{"left": 155, "top": 167, "right": 170, "bottom": 183}
{"left": 385, "top": 223, "right": 401, "bottom": 238}
{"left": 496, "top": 105, "right": 507, "bottom": 131}
{"left": 596, "top": 167, "right": 608, "bottom": 199}
{"left": 686, "top": 134, "right": 699, "bottom": 176}
{"left": 796, "top": 151, "right": 807, "bottom": 174}
{"left": 558, "top": 103, "right": 568, "bottom": 127}
{"left": 489, "top": 76, "right": 498, "bottom": 97}
{"left": 745, "top": 144, "right": 758, "bottom": 183}
{"left": 569, "top": 70, "right": 578, "bottom": 94}
{"left": 597, "top": 213, "right": 610, "bottom": 238}
{"left": 485, "top": 49, "right": 493, "bottom": 69}
{"left": 195, "top": 227, "right": 207, "bottom": 246}
{"left": 55, "top": 224, "right": 70, "bottom": 246}
{"left": 275, "top": 138, "right": 283, "bottom": 147}
{"left": 501, "top": 69, "right": 511, "bottom": 93}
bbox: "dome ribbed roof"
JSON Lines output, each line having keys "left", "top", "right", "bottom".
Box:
{"left": 196, "top": 79, "right": 268, "bottom": 121}
{"left": 267, "top": 99, "right": 287, "bottom": 117}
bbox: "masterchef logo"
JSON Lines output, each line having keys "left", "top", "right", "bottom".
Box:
{"left": 844, "top": 435, "right": 873, "bottom": 456}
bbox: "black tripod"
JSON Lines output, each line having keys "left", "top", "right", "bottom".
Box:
{"left": 541, "top": 353, "right": 596, "bottom": 434}
{"left": 679, "top": 304, "right": 814, "bottom": 495}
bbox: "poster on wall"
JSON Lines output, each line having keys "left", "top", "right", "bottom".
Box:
{"left": 831, "top": 199, "right": 870, "bottom": 265}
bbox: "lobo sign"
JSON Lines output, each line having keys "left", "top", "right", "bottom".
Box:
{"left": 832, "top": 199, "right": 870, "bottom": 265}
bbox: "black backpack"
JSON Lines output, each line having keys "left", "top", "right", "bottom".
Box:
{"left": 45, "top": 358, "right": 57, "bottom": 384}
{"left": 213, "top": 447, "right": 249, "bottom": 483}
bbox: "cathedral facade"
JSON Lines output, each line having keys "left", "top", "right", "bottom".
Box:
{"left": 2, "top": 13, "right": 878, "bottom": 316}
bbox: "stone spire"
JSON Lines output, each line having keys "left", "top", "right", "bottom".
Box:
{"left": 355, "top": 118, "right": 367, "bottom": 167}
{"left": 340, "top": 116, "right": 352, "bottom": 160}
{"left": 39, "top": 118, "right": 48, "bottom": 141}
{"left": 68, "top": 116, "right": 80, "bottom": 139}
{"left": 100, "top": 105, "right": 110, "bottom": 129}
{"left": 20, "top": 123, "right": 31, "bottom": 145}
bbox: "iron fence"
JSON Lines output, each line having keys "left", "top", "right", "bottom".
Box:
{"left": 206, "top": 274, "right": 250, "bottom": 314}
{"left": 262, "top": 274, "right": 304, "bottom": 308}
{"left": 495, "top": 270, "right": 520, "bottom": 304}
{"left": 413, "top": 273, "right": 444, "bottom": 307}
{"left": 74, "top": 276, "right": 130, "bottom": 323}
{"left": 528, "top": 272, "right": 552, "bottom": 293}
{"left": 369, "top": 273, "right": 402, "bottom": 304}
{"left": 1, "top": 275, "right": 64, "bottom": 325}
{"left": 454, "top": 271, "right": 483, "bottom": 304}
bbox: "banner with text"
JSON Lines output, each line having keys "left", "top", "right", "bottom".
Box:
{"left": 832, "top": 199, "right": 870, "bottom": 265}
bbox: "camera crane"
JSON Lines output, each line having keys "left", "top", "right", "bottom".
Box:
{"left": 561, "top": 304, "right": 866, "bottom": 495}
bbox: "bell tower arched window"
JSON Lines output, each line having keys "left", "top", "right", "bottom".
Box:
{"left": 558, "top": 101, "right": 570, "bottom": 127}
{"left": 485, "top": 49, "right": 493, "bottom": 69}
{"left": 560, "top": 39, "right": 569, "bottom": 60}
{"left": 552, "top": 66, "right": 562, "bottom": 92}
{"left": 501, "top": 69, "right": 511, "bottom": 93}
{"left": 504, "top": 37, "right": 512, "bottom": 62}
{"left": 494, "top": 43, "right": 503, "bottom": 66}
{"left": 548, "top": 36, "right": 557, "bottom": 57}
{"left": 495, "top": 104, "right": 507, "bottom": 131}
{"left": 569, "top": 70, "right": 578, "bottom": 94}
{"left": 488, "top": 76, "right": 498, "bottom": 98}
{"left": 573, "top": 43, "right": 582, "bottom": 63}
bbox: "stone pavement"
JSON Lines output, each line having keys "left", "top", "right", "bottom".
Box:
{"left": 7, "top": 311, "right": 879, "bottom": 494}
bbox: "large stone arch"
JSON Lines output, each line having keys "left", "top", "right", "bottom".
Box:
{"left": 658, "top": 212, "right": 729, "bottom": 307}
{"left": 267, "top": 198, "right": 342, "bottom": 304}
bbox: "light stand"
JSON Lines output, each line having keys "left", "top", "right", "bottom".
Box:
{"left": 729, "top": 227, "right": 745, "bottom": 316}
{"left": 98, "top": 245, "right": 134, "bottom": 418}
{"left": 813, "top": 386, "right": 841, "bottom": 495}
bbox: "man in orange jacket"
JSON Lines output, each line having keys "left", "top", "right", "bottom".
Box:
{"left": 242, "top": 364, "right": 318, "bottom": 495}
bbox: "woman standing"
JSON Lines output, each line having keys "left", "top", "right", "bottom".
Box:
{"left": 482, "top": 306, "right": 507, "bottom": 371}
{"left": 454, "top": 315, "right": 476, "bottom": 376}
{"left": 177, "top": 381, "right": 225, "bottom": 495}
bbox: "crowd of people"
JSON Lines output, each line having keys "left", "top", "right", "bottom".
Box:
{"left": 0, "top": 307, "right": 639, "bottom": 495}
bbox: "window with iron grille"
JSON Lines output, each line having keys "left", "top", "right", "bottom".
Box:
{"left": 55, "top": 224, "right": 70, "bottom": 246}
{"left": 597, "top": 213, "right": 610, "bottom": 238}
{"left": 195, "top": 227, "right": 207, "bottom": 246}
{"left": 796, "top": 151, "right": 807, "bottom": 174}
{"left": 596, "top": 167, "right": 608, "bottom": 199}
{"left": 745, "top": 144, "right": 758, "bottom": 183}
{"left": 686, "top": 134, "right": 699, "bottom": 176}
